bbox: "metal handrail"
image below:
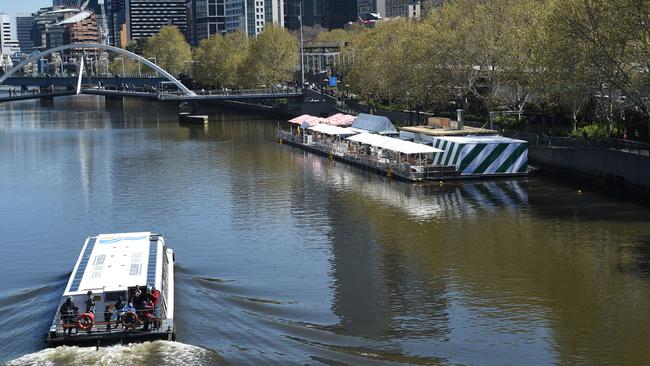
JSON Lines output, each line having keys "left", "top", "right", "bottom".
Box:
{"left": 275, "top": 129, "right": 458, "bottom": 180}
{"left": 54, "top": 307, "right": 164, "bottom": 336}
{"left": 504, "top": 130, "right": 650, "bottom": 156}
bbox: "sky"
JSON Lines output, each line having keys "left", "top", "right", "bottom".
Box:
{"left": 1, "top": 0, "right": 51, "bottom": 16}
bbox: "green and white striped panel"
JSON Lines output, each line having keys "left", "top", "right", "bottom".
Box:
{"left": 431, "top": 139, "right": 464, "bottom": 166}
{"left": 457, "top": 142, "right": 528, "bottom": 175}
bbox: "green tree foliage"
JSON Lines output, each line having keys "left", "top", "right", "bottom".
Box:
{"left": 108, "top": 57, "right": 154, "bottom": 76}
{"left": 313, "top": 29, "right": 352, "bottom": 45}
{"left": 143, "top": 26, "right": 192, "bottom": 76}
{"left": 194, "top": 32, "right": 249, "bottom": 88}
{"left": 241, "top": 26, "right": 298, "bottom": 87}
{"left": 337, "top": 0, "right": 650, "bottom": 133}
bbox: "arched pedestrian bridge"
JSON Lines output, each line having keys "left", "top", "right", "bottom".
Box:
{"left": 0, "top": 43, "right": 303, "bottom": 103}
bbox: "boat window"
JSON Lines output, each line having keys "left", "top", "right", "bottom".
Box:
{"left": 129, "top": 252, "right": 142, "bottom": 276}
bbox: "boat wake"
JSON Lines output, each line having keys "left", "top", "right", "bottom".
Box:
{"left": 4, "top": 341, "right": 227, "bottom": 366}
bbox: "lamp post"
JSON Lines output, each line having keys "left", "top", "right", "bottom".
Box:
{"left": 299, "top": 2, "right": 305, "bottom": 87}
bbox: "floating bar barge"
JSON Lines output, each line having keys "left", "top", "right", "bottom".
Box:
{"left": 276, "top": 113, "right": 528, "bottom": 182}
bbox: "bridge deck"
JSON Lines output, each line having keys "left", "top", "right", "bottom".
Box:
{"left": 0, "top": 89, "right": 304, "bottom": 103}
{"left": 0, "top": 91, "right": 77, "bottom": 103}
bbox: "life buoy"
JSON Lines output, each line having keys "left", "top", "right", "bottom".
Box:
{"left": 122, "top": 311, "right": 139, "bottom": 329}
{"left": 77, "top": 312, "right": 95, "bottom": 331}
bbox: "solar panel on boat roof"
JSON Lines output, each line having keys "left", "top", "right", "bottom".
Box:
{"left": 70, "top": 237, "right": 97, "bottom": 292}
{"left": 147, "top": 238, "right": 157, "bottom": 288}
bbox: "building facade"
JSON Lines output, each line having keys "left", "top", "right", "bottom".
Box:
{"left": 106, "top": 0, "right": 127, "bottom": 47}
{"left": 61, "top": 12, "right": 99, "bottom": 44}
{"left": 225, "top": 0, "right": 245, "bottom": 33}
{"left": 187, "top": 0, "right": 227, "bottom": 45}
{"left": 284, "top": 0, "right": 323, "bottom": 30}
{"left": 358, "top": 0, "right": 386, "bottom": 17}
{"left": 125, "top": 0, "right": 187, "bottom": 40}
{"left": 31, "top": 7, "right": 79, "bottom": 50}
{"left": 386, "top": 0, "right": 421, "bottom": 19}
{"left": 0, "top": 14, "right": 20, "bottom": 55}
{"left": 16, "top": 15, "right": 35, "bottom": 54}
{"left": 222, "top": 0, "right": 284, "bottom": 37}
{"left": 284, "top": 0, "right": 356, "bottom": 30}
{"left": 323, "top": 0, "right": 357, "bottom": 29}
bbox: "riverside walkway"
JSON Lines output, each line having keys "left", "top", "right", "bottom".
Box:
{"left": 506, "top": 131, "right": 650, "bottom": 191}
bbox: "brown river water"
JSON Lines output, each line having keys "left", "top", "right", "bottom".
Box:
{"left": 0, "top": 96, "right": 649, "bottom": 365}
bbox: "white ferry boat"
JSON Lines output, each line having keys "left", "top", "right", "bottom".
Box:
{"left": 45, "top": 232, "right": 175, "bottom": 347}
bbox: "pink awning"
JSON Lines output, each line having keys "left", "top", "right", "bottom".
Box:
{"left": 325, "top": 113, "right": 356, "bottom": 127}
{"left": 288, "top": 114, "right": 326, "bottom": 127}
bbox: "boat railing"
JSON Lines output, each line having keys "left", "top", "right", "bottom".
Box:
{"left": 276, "top": 128, "right": 461, "bottom": 180}
{"left": 52, "top": 307, "right": 167, "bottom": 337}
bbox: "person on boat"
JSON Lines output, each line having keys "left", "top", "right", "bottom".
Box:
{"left": 104, "top": 305, "right": 112, "bottom": 332}
{"left": 85, "top": 290, "right": 96, "bottom": 314}
{"left": 60, "top": 297, "right": 78, "bottom": 336}
{"left": 142, "top": 299, "right": 154, "bottom": 331}
{"left": 148, "top": 286, "right": 160, "bottom": 307}
{"left": 133, "top": 285, "right": 143, "bottom": 310}
{"left": 113, "top": 295, "right": 126, "bottom": 324}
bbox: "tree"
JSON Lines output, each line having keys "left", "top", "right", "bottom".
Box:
{"left": 313, "top": 29, "right": 352, "bottom": 45}
{"left": 241, "top": 26, "right": 298, "bottom": 87}
{"left": 194, "top": 32, "right": 249, "bottom": 88}
{"left": 553, "top": 0, "right": 650, "bottom": 131}
{"left": 109, "top": 57, "right": 154, "bottom": 76}
{"left": 144, "top": 26, "right": 192, "bottom": 76}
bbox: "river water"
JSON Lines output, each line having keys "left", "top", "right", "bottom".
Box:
{"left": 1, "top": 96, "right": 649, "bottom": 365}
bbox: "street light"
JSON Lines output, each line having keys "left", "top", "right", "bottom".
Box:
{"left": 299, "top": 2, "right": 305, "bottom": 87}
{"left": 290, "top": 2, "right": 305, "bottom": 86}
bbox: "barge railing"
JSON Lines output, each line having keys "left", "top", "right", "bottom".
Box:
{"left": 50, "top": 308, "right": 167, "bottom": 338}
{"left": 276, "top": 129, "right": 459, "bottom": 181}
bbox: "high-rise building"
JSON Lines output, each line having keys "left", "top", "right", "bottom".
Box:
{"left": 186, "top": 0, "right": 227, "bottom": 46}
{"left": 225, "top": 0, "right": 245, "bottom": 33}
{"left": 285, "top": 0, "right": 355, "bottom": 30}
{"left": 324, "top": 0, "right": 357, "bottom": 29}
{"left": 61, "top": 11, "right": 99, "bottom": 44}
{"left": 0, "top": 14, "right": 20, "bottom": 54}
{"left": 245, "top": 0, "right": 265, "bottom": 37}
{"left": 264, "top": 0, "right": 284, "bottom": 28}
{"left": 32, "top": 7, "right": 82, "bottom": 50}
{"left": 16, "top": 15, "right": 35, "bottom": 53}
{"left": 53, "top": 0, "right": 99, "bottom": 9}
{"left": 223, "top": 0, "right": 283, "bottom": 37}
{"left": 358, "top": 0, "right": 386, "bottom": 17}
{"left": 125, "top": 0, "right": 187, "bottom": 41}
{"left": 107, "top": 0, "right": 127, "bottom": 47}
{"left": 386, "top": 0, "right": 421, "bottom": 19}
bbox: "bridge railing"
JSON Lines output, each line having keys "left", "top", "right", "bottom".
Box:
{"left": 504, "top": 130, "right": 650, "bottom": 157}
{"left": 186, "top": 87, "right": 303, "bottom": 96}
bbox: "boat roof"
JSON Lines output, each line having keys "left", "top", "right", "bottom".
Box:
{"left": 429, "top": 135, "right": 527, "bottom": 144}
{"left": 64, "top": 232, "right": 162, "bottom": 296}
